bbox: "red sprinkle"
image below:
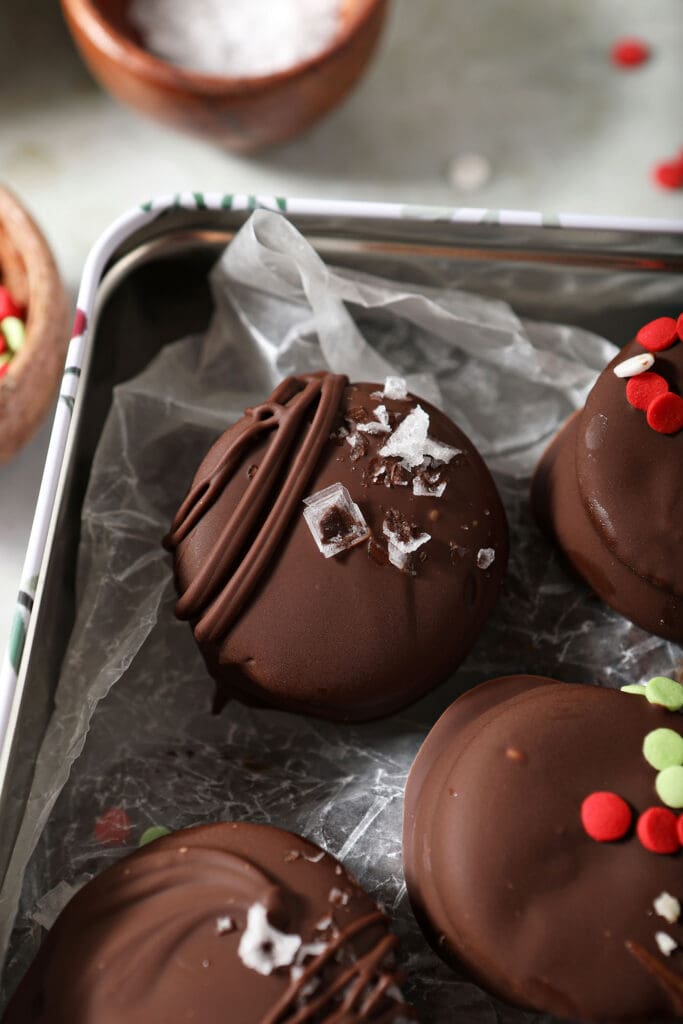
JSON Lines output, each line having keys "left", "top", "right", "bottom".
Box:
{"left": 625, "top": 371, "right": 669, "bottom": 411}
{"left": 637, "top": 807, "right": 680, "bottom": 854}
{"left": 0, "top": 362, "right": 9, "bottom": 380}
{"left": 653, "top": 160, "right": 683, "bottom": 191}
{"left": 647, "top": 392, "right": 683, "bottom": 434}
{"left": 678, "top": 814, "right": 683, "bottom": 846}
{"left": 0, "top": 286, "right": 22, "bottom": 321}
{"left": 611, "top": 38, "right": 650, "bottom": 68}
{"left": 677, "top": 313, "right": 683, "bottom": 343}
{"left": 0, "top": 334, "right": 6, "bottom": 356}
{"left": 581, "top": 791, "right": 632, "bottom": 842}
{"left": 94, "top": 807, "right": 132, "bottom": 846}
{"left": 636, "top": 317, "right": 678, "bottom": 352}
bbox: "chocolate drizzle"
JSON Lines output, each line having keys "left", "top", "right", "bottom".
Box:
{"left": 264, "top": 911, "right": 401, "bottom": 1023}
{"left": 166, "top": 372, "right": 347, "bottom": 642}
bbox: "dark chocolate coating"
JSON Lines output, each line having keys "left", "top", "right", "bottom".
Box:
{"left": 532, "top": 339, "right": 683, "bottom": 641}
{"left": 167, "top": 374, "right": 508, "bottom": 721}
{"left": 3, "top": 822, "right": 410, "bottom": 1024}
{"left": 403, "top": 676, "right": 683, "bottom": 1022}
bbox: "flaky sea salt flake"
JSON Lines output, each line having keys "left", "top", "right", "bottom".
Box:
{"left": 654, "top": 892, "right": 681, "bottom": 924}
{"left": 238, "top": 903, "right": 301, "bottom": 975}
{"left": 380, "top": 406, "right": 461, "bottom": 469}
{"left": 356, "top": 404, "right": 391, "bottom": 434}
{"left": 655, "top": 931, "right": 678, "bottom": 957}
{"left": 477, "top": 547, "right": 495, "bottom": 570}
{"left": 303, "top": 483, "right": 369, "bottom": 558}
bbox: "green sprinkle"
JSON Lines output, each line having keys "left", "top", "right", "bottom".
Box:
{"left": 646, "top": 677, "right": 683, "bottom": 711}
{"left": 138, "top": 825, "right": 171, "bottom": 847}
{"left": 655, "top": 765, "right": 683, "bottom": 809}
{"left": 1, "top": 316, "right": 25, "bottom": 353}
{"left": 621, "top": 684, "right": 647, "bottom": 697}
{"left": 643, "top": 728, "right": 683, "bottom": 771}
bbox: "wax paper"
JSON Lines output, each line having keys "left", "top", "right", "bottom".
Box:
{"left": 1, "top": 211, "right": 681, "bottom": 1022}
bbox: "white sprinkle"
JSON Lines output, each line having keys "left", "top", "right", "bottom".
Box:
{"left": 129, "top": 0, "right": 342, "bottom": 78}
{"left": 476, "top": 547, "right": 496, "bottom": 570}
{"left": 448, "top": 152, "right": 492, "bottom": 192}
{"left": 303, "top": 483, "right": 369, "bottom": 558}
{"left": 613, "top": 353, "right": 655, "bottom": 378}
{"left": 356, "top": 404, "right": 391, "bottom": 434}
{"left": 655, "top": 931, "right": 678, "bottom": 957}
{"left": 216, "top": 915, "right": 234, "bottom": 934}
{"left": 238, "top": 903, "right": 301, "bottom": 975}
{"left": 316, "top": 915, "right": 332, "bottom": 930}
{"left": 654, "top": 892, "right": 681, "bottom": 924}
{"left": 303, "top": 850, "right": 326, "bottom": 863}
{"left": 379, "top": 406, "right": 461, "bottom": 470}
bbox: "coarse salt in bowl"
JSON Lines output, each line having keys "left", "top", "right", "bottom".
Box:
{"left": 60, "top": 0, "right": 389, "bottom": 151}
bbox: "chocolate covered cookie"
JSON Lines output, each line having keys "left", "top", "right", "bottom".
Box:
{"left": 3, "top": 822, "right": 411, "bottom": 1023}
{"left": 166, "top": 372, "right": 508, "bottom": 721}
{"left": 532, "top": 316, "right": 683, "bottom": 641}
{"left": 403, "top": 674, "right": 683, "bottom": 1021}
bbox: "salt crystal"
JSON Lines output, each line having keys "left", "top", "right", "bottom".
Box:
{"left": 655, "top": 931, "right": 678, "bottom": 957}
{"left": 303, "top": 483, "right": 369, "bottom": 558}
{"left": 356, "top": 404, "right": 391, "bottom": 434}
{"left": 129, "top": 0, "right": 342, "bottom": 78}
{"left": 476, "top": 547, "right": 495, "bottom": 569}
{"left": 413, "top": 462, "right": 447, "bottom": 499}
{"left": 383, "top": 516, "right": 431, "bottom": 572}
{"left": 371, "top": 376, "right": 409, "bottom": 401}
{"left": 654, "top": 892, "right": 681, "bottom": 924}
{"left": 238, "top": 903, "right": 301, "bottom": 975}
{"left": 329, "top": 887, "right": 350, "bottom": 906}
{"left": 379, "top": 406, "right": 461, "bottom": 469}
{"left": 216, "top": 915, "right": 234, "bottom": 934}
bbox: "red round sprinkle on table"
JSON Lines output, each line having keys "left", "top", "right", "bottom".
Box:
{"left": 625, "top": 371, "right": 669, "bottom": 411}
{"left": 647, "top": 392, "right": 683, "bottom": 435}
{"left": 611, "top": 38, "right": 650, "bottom": 68}
{"left": 581, "top": 791, "right": 632, "bottom": 842}
{"left": 0, "top": 286, "right": 22, "bottom": 322}
{"left": 94, "top": 807, "right": 132, "bottom": 846}
{"left": 637, "top": 807, "right": 680, "bottom": 854}
{"left": 636, "top": 317, "right": 678, "bottom": 352}
{"left": 653, "top": 160, "right": 683, "bottom": 191}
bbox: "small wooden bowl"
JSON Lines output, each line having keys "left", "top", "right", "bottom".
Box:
{"left": 60, "top": 0, "right": 388, "bottom": 152}
{"left": 0, "top": 187, "right": 70, "bottom": 465}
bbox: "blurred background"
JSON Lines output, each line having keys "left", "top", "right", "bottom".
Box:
{"left": 0, "top": 0, "right": 682, "bottom": 643}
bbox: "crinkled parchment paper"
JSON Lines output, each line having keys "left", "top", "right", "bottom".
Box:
{"left": 2, "top": 211, "right": 681, "bottom": 1022}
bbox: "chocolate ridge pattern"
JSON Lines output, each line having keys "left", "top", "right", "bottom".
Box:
{"left": 3, "top": 822, "right": 409, "bottom": 1024}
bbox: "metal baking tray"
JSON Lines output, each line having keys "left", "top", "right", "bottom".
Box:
{"left": 1, "top": 194, "right": 682, "bottom": 967}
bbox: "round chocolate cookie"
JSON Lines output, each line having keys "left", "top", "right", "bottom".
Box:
{"left": 532, "top": 329, "right": 683, "bottom": 641}
{"left": 403, "top": 675, "right": 683, "bottom": 1021}
{"left": 3, "top": 822, "right": 411, "bottom": 1024}
{"left": 166, "top": 372, "right": 508, "bottom": 721}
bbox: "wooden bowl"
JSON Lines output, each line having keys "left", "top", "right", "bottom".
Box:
{"left": 60, "top": 0, "right": 389, "bottom": 152}
{"left": 0, "top": 187, "right": 70, "bottom": 465}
